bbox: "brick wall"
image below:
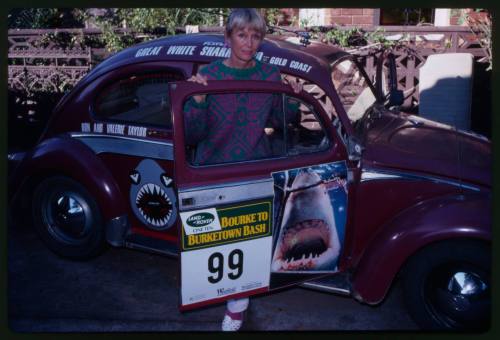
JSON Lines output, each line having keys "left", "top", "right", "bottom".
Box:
{"left": 325, "top": 8, "right": 377, "bottom": 26}
{"left": 276, "top": 8, "right": 299, "bottom": 25}
{"left": 279, "top": 8, "right": 474, "bottom": 27}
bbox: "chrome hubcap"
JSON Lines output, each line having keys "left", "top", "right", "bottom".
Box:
{"left": 427, "top": 266, "right": 490, "bottom": 328}
{"left": 46, "top": 193, "right": 89, "bottom": 244}
{"left": 447, "top": 271, "right": 487, "bottom": 296}
{"left": 445, "top": 271, "right": 488, "bottom": 312}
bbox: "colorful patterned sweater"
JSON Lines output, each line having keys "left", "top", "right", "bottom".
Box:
{"left": 184, "top": 59, "right": 297, "bottom": 165}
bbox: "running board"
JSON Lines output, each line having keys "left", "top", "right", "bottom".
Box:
{"left": 300, "top": 273, "right": 352, "bottom": 296}
{"left": 125, "top": 233, "right": 179, "bottom": 258}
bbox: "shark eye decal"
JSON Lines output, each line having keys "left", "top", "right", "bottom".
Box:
{"left": 161, "top": 174, "right": 173, "bottom": 187}
{"left": 130, "top": 170, "right": 141, "bottom": 185}
{"left": 129, "top": 159, "right": 178, "bottom": 230}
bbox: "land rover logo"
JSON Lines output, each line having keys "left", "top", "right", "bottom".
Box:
{"left": 186, "top": 213, "right": 215, "bottom": 228}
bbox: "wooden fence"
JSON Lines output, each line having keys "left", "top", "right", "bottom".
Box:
{"left": 349, "top": 26, "right": 488, "bottom": 108}
{"left": 8, "top": 26, "right": 489, "bottom": 104}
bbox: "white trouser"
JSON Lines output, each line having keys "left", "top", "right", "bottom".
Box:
{"left": 226, "top": 297, "right": 249, "bottom": 313}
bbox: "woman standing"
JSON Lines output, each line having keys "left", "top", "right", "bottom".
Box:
{"left": 185, "top": 8, "right": 302, "bottom": 166}
{"left": 185, "top": 8, "right": 302, "bottom": 331}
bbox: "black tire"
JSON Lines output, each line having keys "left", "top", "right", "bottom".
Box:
{"left": 32, "top": 176, "right": 107, "bottom": 260}
{"left": 403, "top": 239, "right": 490, "bottom": 331}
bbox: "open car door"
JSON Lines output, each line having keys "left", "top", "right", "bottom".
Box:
{"left": 169, "top": 80, "right": 350, "bottom": 310}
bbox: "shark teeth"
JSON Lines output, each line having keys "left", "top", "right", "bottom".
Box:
{"left": 277, "top": 247, "right": 336, "bottom": 271}
{"left": 136, "top": 183, "right": 172, "bottom": 227}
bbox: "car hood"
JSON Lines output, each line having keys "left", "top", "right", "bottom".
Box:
{"left": 361, "top": 112, "right": 491, "bottom": 187}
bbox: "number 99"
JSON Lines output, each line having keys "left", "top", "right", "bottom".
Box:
{"left": 207, "top": 249, "right": 244, "bottom": 283}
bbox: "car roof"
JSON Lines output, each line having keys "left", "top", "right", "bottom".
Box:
{"left": 86, "top": 33, "right": 349, "bottom": 85}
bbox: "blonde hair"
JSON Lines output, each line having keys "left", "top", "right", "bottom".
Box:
{"left": 225, "top": 8, "right": 267, "bottom": 39}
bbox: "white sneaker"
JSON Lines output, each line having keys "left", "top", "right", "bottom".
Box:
{"left": 221, "top": 312, "right": 243, "bottom": 331}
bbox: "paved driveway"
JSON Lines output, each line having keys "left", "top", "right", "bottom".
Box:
{"left": 8, "top": 221, "right": 418, "bottom": 332}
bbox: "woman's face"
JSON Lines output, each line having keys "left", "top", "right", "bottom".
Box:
{"left": 227, "top": 26, "right": 262, "bottom": 65}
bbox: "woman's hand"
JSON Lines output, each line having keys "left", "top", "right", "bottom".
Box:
{"left": 288, "top": 78, "right": 303, "bottom": 94}
{"left": 285, "top": 78, "right": 303, "bottom": 108}
{"left": 187, "top": 73, "right": 208, "bottom": 103}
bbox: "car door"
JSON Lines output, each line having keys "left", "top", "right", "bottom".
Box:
{"left": 170, "top": 79, "right": 350, "bottom": 310}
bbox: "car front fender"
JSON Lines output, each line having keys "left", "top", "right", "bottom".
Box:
{"left": 350, "top": 191, "right": 491, "bottom": 305}
{"left": 10, "top": 135, "right": 126, "bottom": 221}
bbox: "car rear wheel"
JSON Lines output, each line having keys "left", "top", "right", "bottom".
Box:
{"left": 403, "top": 239, "right": 490, "bottom": 330}
{"left": 32, "top": 176, "right": 106, "bottom": 260}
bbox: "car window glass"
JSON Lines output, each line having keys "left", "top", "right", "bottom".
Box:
{"left": 286, "top": 94, "right": 329, "bottom": 156}
{"left": 94, "top": 70, "right": 183, "bottom": 128}
{"left": 282, "top": 74, "right": 347, "bottom": 146}
{"left": 282, "top": 74, "right": 339, "bottom": 121}
{"left": 183, "top": 91, "right": 329, "bottom": 166}
{"left": 332, "top": 59, "right": 375, "bottom": 122}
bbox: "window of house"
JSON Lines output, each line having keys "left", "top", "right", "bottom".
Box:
{"left": 94, "top": 70, "right": 183, "bottom": 128}
{"left": 380, "top": 8, "right": 434, "bottom": 25}
{"left": 183, "top": 91, "right": 329, "bottom": 166}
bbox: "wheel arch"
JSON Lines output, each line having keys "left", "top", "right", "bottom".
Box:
{"left": 350, "top": 192, "right": 491, "bottom": 305}
{"left": 11, "top": 135, "right": 127, "bottom": 222}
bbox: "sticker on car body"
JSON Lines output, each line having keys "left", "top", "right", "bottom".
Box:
{"left": 129, "top": 159, "right": 177, "bottom": 230}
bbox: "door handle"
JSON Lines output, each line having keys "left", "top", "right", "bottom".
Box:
{"left": 182, "top": 197, "right": 195, "bottom": 206}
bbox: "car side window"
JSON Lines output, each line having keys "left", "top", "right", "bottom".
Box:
{"left": 183, "top": 91, "right": 329, "bottom": 166}
{"left": 286, "top": 95, "right": 329, "bottom": 156}
{"left": 331, "top": 59, "right": 375, "bottom": 123}
{"left": 282, "top": 73, "right": 339, "bottom": 121}
{"left": 94, "top": 70, "right": 183, "bottom": 128}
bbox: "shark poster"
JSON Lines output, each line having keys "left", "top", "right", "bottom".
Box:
{"left": 270, "top": 162, "right": 347, "bottom": 289}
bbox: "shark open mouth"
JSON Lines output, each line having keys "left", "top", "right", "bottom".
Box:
{"left": 136, "top": 183, "right": 173, "bottom": 228}
{"left": 274, "top": 219, "right": 335, "bottom": 271}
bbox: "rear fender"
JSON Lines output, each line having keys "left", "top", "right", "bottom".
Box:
{"left": 351, "top": 192, "right": 491, "bottom": 304}
{"left": 10, "top": 135, "right": 126, "bottom": 221}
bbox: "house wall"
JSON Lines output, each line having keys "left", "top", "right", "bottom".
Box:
{"left": 324, "top": 8, "right": 378, "bottom": 26}
{"left": 282, "top": 8, "right": 469, "bottom": 27}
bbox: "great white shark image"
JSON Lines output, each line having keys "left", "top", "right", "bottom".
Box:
{"left": 272, "top": 169, "right": 341, "bottom": 271}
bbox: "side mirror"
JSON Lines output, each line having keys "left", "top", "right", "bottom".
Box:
{"left": 387, "top": 53, "right": 403, "bottom": 107}
{"left": 376, "top": 51, "right": 403, "bottom": 108}
{"left": 389, "top": 88, "right": 404, "bottom": 107}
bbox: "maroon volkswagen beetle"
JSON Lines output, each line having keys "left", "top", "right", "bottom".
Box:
{"left": 8, "top": 33, "right": 491, "bottom": 330}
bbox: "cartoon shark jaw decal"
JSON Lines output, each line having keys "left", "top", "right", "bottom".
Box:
{"left": 136, "top": 183, "right": 173, "bottom": 227}
{"left": 129, "top": 159, "right": 178, "bottom": 230}
{"left": 272, "top": 169, "right": 341, "bottom": 272}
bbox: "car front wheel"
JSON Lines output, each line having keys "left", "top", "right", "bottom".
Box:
{"left": 402, "top": 239, "right": 490, "bottom": 331}
{"left": 32, "top": 176, "right": 106, "bottom": 260}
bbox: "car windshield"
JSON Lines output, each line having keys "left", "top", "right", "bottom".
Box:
{"left": 331, "top": 58, "right": 377, "bottom": 124}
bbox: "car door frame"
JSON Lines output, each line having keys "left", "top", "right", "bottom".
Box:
{"left": 170, "top": 79, "right": 349, "bottom": 187}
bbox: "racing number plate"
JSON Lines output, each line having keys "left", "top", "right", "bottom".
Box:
{"left": 179, "top": 199, "right": 273, "bottom": 310}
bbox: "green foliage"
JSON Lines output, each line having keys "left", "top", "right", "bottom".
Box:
{"left": 299, "top": 18, "right": 310, "bottom": 28}
{"left": 365, "top": 28, "right": 400, "bottom": 48}
{"left": 323, "top": 27, "right": 401, "bottom": 49}
{"left": 92, "top": 8, "right": 230, "bottom": 52}
{"left": 324, "top": 27, "right": 366, "bottom": 47}
{"left": 266, "top": 8, "right": 283, "bottom": 26}
{"left": 8, "top": 8, "right": 86, "bottom": 28}
{"left": 306, "top": 27, "right": 320, "bottom": 40}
